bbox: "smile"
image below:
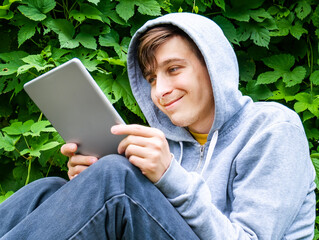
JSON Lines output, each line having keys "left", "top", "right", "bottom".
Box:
{"left": 163, "top": 96, "right": 183, "bottom": 108}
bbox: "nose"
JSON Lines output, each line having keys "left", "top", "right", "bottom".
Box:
{"left": 154, "top": 73, "right": 173, "bottom": 99}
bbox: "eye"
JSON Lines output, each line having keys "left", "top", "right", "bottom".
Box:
{"left": 147, "top": 76, "right": 156, "bottom": 85}
{"left": 169, "top": 66, "right": 179, "bottom": 73}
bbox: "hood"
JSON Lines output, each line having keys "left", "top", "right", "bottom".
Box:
{"left": 127, "top": 12, "right": 249, "bottom": 143}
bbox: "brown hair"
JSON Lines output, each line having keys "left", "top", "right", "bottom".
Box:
{"left": 137, "top": 25, "right": 204, "bottom": 78}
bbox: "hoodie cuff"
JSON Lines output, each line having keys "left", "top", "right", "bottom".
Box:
{"left": 155, "top": 156, "right": 192, "bottom": 199}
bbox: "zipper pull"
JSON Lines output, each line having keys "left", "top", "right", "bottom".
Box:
{"left": 196, "top": 145, "right": 205, "bottom": 171}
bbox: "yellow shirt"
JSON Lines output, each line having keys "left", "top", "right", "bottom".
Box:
{"left": 189, "top": 130, "right": 208, "bottom": 145}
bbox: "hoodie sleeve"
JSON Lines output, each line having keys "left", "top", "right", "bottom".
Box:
{"left": 155, "top": 122, "right": 316, "bottom": 239}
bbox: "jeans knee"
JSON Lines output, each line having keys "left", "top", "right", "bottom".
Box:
{"left": 95, "top": 154, "right": 134, "bottom": 174}
{"left": 89, "top": 154, "right": 146, "bottom": 190}
{"left": 28, "top": 177, "right": 67, "bottom": 193}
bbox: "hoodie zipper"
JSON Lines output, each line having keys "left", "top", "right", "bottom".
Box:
{"left": 196, "top": 145, "right": 205, "bottom": 171}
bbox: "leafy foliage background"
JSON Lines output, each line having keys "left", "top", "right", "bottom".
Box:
{"left": 0, "top": 0, "right": 319, "bottom": 236}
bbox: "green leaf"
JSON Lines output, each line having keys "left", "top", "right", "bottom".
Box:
{"left": 257, "top": 71, "right": 282, "bottom": 84}
{"left": 116, "top": 0, "right": 135, "bottom": 22}
{"left": 310, "top": 70, "right": 319, "bottom": 85}
{"left": 2, "top": 120, "right": 34, "bottom": 135}
{"left": 113, "top": 73, "right": 145, "bottom": 120}
{"left": 18, "top": 0, "right": 56, "bottom": 21}
{"left": 0, "top": 0, "right": 21, "bottom": 19}
{"left": 257, "top": 54, "right": 306, "bottom": 86}
{"left": 295, "top": 0, "right": 311, "bottom": 20}
{"left": 236, "top": 22, "right": 270, "bottom": 47}
{"left": 268, "top": 80, "right": 299, "bottom": 102}
{"left": 99, "top": 29, "right": 119, "bottom": 47}
{"left": 250, "top": 26, "right": 270, "bottom": 48}
{"left": 0, "top": 8, "right": 13, "bottom": 19}
{"left": 225, "top": 7, "right": 250, "bottom": 22}
{"left": 17, "top": 54, "right": 54, "bottom": 75}
{"left": 311, "top": 157, "right": 319, "bottom": 189}
{"left": 214, "top": 0, "right": 225, "bottom": 11}
{"left": 245, "top": 80, "right": 273, "bottom": 101}
{"left": 294, "top": 93, "right": 319, "bottom": 117}
{"left": 69, "top": 4, "right": 104, "bottom": 24}
{"left": 18, "top": 20, "right": 37, "bottom": 47}
{"left": 270, "top": 18, "right": 290, "bottom": 37}
{"left": 98, "top": 1, "right": 126, "bottom": 25}
{"left": 136, "top": 0, "right": 161, "bottom": 16}
{"left": 116, "top": 0, "right": 160, "bottom": 22}
{"left": 290, "top": 21, "right": 308, "bottom": 40}
{"left": 21, "top": 141, "right": 60, "bottom": 158}
{"left": 94, "top": 72, "right": 115, "bottom": 103}
{"left": 75, "top": 32, "right": 97, "bottom": 50}
{"left": 0, "top": 51, "right": 28, "bottom": 76}
{"left": 313, "top": 5, "right": 319, "bottom": 28}
{"left": 12, "top": 165, "right": 43, "bottom": 186}
{"left": 282, "top": 66, "right": 306, "bottom": 87}
{"left": 250, "top": 8, "right": 272, "bottom": 22}
{"left": 237, "top": 51, "right": 256, "bottom": 82}
{"left": 213, "top": 16, "right": 239, "bottom": 45}
{"left": 0, "top": 191, "right": 14, "bottom": 204}
{"left": 87, "top": 0, "right": 100, "bottom": 5}
{"left": 230, "top": 0, "right": 264, "bottom": 9}
{"left": 262, "top": 54, "right": 294, "bottom": 70}
{"left": 99, "top": 29, "right": 127, "bottom": 60}
{"left": 0, "top": 133, "right": 20, "bottom": 152}
{"left": 302, "top": 110, "right": 315, "bottom": 122}
{"left": 67, "top": 48, "right": 101, "bottom": 72}
{"left": 23, "top": 120, "right": 56, "bottom": 137}
{"left": 44, "top": 18, "right": 79, "bottom": 49}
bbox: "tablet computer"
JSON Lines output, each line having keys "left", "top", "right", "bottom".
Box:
{"left": 24, "top": 58, "right": 126, "bottom": 158}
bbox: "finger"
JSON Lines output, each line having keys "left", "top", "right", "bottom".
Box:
{"left": 128, "top": 155, "right": 160, "bottom": 183}
{"left": 111, "top": 124, "right": 163, "bottom": 138}
{"left": 68, "top": 155, "right": 98, "bottom": 167}
{"left": 123, "top": 144, "right": 152, "bottom": 159}
{"left": 61, "top": 143, "right": 78, "bottom": 157}
{"left": 117, "top": 135, "right": 149, "bottom": 154}
{"left": 68, "top": 165, "right": 88, "bottom": 180}
{"left": 127, "top": 155, "right": 147, "bottom": 174}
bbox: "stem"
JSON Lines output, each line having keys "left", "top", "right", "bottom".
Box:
{"left": 45, "top": 160, "right": 53, "bottom": 177}
{"left": 307, "top": 35, "right": 314, "bottom": 95}
{"left": 38, "top": 113, "right": 43, "bottom": 122}
{"left": 23, "top": 135, "right": 30, "bottom": 149}
{"left": 30, "top": 38, "right": 41, "bottom": 48}
{"left": 0, "top": 185, "right": 5, "bottom": 195}
{"left": 25, "top": 157, "right": 32, "bottom": 186}
{"left": 27, "top": 70, "right": 38, "bottom": 78}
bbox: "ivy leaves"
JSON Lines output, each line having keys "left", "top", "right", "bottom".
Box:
{"left": 115, "top": 0, "right": 161, "bottom": 22}
{"left": 257, "top": 54, "right": 306, "bottom": 87}
{"left": 1, "top": 120, "right": 60, "bottom": 158}
{"left": 18, "top": 0, "right": 56, "bottom": 21}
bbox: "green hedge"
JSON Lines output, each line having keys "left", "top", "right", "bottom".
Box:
{"left": 0, "top": 0, "right": 319, "bottom": 237}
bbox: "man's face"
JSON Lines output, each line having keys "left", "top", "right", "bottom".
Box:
{"left": 146, "top": 35, "right": 215, "bottom": 134}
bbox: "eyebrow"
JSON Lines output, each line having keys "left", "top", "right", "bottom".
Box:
{"left": 158, "top": 58, "right": 188, "bottom": 68}
{"left": 143, "top": 58, "right": 188, "bottom": 78}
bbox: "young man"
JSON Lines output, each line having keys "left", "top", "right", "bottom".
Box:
{"left": 0, "top": 13, "right": 316, "bottom": 239}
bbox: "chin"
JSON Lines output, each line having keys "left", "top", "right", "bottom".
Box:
{"left": 169, "top": 117, "right": 191, "bottom": 128}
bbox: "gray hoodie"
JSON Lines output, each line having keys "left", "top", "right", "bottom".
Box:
{"left": 127, "top": 12, "right": 316, "bottom": 239}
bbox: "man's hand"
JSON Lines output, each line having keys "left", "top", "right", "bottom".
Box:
{"left": 111, "top": 124, "right": 172, "bottom": 183}
{"left": 61, "top": 143, "right": 98, "bottom": 180}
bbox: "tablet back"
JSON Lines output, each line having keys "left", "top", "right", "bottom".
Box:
{"left": 24, "top": 58, "right": 125, "bottom": 158}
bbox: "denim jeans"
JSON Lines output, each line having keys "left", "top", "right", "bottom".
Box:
{"left": 0, "top": 154, "right": 199, "bottom": 240}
